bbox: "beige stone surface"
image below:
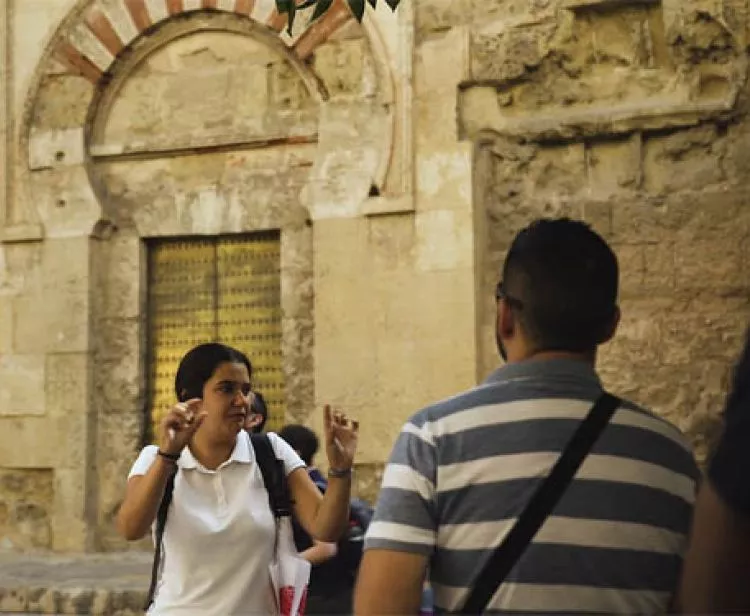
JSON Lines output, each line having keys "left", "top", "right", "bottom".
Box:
{"left": 0, "top": 354, "right": 46, "bottom": 416}
{"left": 0, "top": 469, "right": 53, "bottom": 551}
{"left": 1, "top": 0, "right": 748, "bottom": 555}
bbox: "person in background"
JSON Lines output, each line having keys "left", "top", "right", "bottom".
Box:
{"left": 676, "top": 328, "right": 750, "bottom": 613}
{"left": 279, "top": 424, "right": 353, "bottom": 614}
{"left": 244, "top": 391, "right": 268, "bottom": 434}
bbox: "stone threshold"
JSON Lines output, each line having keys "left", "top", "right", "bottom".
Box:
{"left": 0, "top": 552, "right": 151, "bottom": 615}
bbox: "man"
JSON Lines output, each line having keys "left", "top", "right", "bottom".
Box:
{"left": 355, "top": 218, "right": 700, "bottom": 614}
{"left": 676, "top": 329, "right": 750, "bottom": 613}
{"left": 279, "top": 424, "right": 327, "bottom": 490}
{"left": 244, "top": 391, "right": 268, "bottom": 434}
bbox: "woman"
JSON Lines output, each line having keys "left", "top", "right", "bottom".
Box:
{"left": 116, "top": 343, "right": 358, "bottom": 615}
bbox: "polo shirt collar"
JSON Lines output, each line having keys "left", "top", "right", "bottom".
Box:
{"left": 484, "top": 357, "right": 602, "bottom": 389}
{"left": 178, "top": 431, "right": 253, "bottom": 470}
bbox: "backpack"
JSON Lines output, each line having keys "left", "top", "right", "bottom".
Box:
{"left": 144, "top": 433, "right": 288, "bottom": 610}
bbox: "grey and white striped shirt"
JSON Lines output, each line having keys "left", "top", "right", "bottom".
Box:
{"left": 365, "top": 358, "right": 699, "bottom": 614}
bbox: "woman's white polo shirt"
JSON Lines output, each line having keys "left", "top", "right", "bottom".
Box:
{"left": 128, "top": 431, "right": 305, "bottom": 615}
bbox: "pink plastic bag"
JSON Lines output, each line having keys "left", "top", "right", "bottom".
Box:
{"left": 269, "top": 517, "right": 311, "bottom": 616}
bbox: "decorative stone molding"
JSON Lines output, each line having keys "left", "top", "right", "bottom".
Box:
{"left": 458, "top": 0, "right": 748, "bottom": 142}
{"left": 52, "top": 0, "right": 357, "bottom": 84}
{"left": 20, "top": 1, "right": 412, "bottom": 232}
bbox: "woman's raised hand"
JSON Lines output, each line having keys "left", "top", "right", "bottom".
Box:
{"left": 159, "top": 398, "right": 207, "bottom": 456}
{"left": 323, "top": 405, "right": 359, "bottom": 472}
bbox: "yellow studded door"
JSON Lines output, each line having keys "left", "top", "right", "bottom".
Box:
{"left": 146, "top": 232, "right": 284, "bottom": 442}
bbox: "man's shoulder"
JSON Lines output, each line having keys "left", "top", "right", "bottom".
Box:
{"left": 616, "top": 397, "right": 695, "bottom": 448}
{"left": 408, "top": 381, "right": 512, "bottom": 428}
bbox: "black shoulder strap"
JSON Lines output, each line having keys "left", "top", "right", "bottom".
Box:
{"left": 251, "top": 433, "right": 292, "bottom": 517}
{"left": 462, "top": 392, "right": 621, "bottom": 614}
{"left": 144, "top": 471, "right": 176, "bottom": 611}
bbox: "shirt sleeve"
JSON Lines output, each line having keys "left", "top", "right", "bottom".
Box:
{"left": 365, "top": 419, "right": 437, "bottom": 557}
{"left": 127, "top": 445, "right": 159, "bottom": 479}
{"left": 267, "top": 432, "right": 306, "bottom": 476}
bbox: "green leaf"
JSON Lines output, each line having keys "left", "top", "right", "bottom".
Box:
{"left": 366, "top": 0, "right": 376, "bottom": 8}
{"left": 275, "top": 0, "right": 290, "bottom": 13}
{"left": 349, "top": 0, "right": 365, "bottom": 21}
{"left": 383, "top": 0, "right": 399, "bottom": 10}
{"left": 312, "top": 0, "right": 333, "bottom": 20}
{"left": 298, "top": 0, "right": 317, "bottom": 9}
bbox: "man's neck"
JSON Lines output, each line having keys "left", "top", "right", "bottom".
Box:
{"left": 516, "top": 349, "right": 596, "bottom": 366}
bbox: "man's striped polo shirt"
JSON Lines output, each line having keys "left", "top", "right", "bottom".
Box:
{"left": 365, "top": 358, "right": 700, "bottom": 614}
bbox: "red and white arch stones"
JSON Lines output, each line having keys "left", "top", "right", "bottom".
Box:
{"left": 55, "top": 0, "right": 355, "bottom": 83}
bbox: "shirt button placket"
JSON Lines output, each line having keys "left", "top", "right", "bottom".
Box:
{"left": 215, "top": 474, "right": 228, "bottom": 517}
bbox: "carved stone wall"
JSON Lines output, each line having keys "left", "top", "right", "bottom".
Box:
{"left": 2, "top": 0, "right": 744, "bottom": 554}
{"left": 458, "top": 0, "right": 750, "bottom": 462}
{"left": 0, "top": 0, "right": 430, "bottom": 551}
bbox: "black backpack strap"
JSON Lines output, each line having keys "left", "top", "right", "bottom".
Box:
{"left": 251, "top": 433, "right": 292, "bottom": 517}
{"left": 462, "top": 392, "right": 621, "bottom": 614}
{"left": 144, "top": 471, "right": 176, "bottom": 611}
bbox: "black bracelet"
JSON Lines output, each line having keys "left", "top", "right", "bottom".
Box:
{"left": 157, "top": 449, "right": 180, "bottom": 462}
{"left": 328, "top": 467, "right": 352, "bottom": 479}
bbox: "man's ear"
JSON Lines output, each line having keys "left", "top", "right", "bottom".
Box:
{"left": 599, "top": 305, "right": 621, "bottom": 344}
{"left": 245, "top": 413, "right": 263, "bottom": 430}
{"left": 498, "top": 299, "right": 516, "bottom": 340}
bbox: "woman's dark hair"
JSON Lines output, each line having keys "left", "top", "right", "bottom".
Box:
{"left": 174, "top": 343, "right": 252, "bottom": 402}
{"left": 278, "top": 424, "right": 319, "bottom": 465}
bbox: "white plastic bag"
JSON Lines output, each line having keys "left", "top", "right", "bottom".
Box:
{"left": 269, "top": 516, "right": 311, "bottom": 616}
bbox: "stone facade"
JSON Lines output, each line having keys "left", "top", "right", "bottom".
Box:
{"left": 0, "top": 0, "right": 747, "bottom": 554}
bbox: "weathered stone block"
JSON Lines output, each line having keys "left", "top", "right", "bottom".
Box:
{"left": 0, "top": 354, "right": 46, "bottom": 416}
{"left": 586, "top": 135, "right": 641, "bottom": 196}
{"left": 30, "top": 74, "right": 94, "bottom": 132}
{"left": 643, "top": 125, "right": 726, "bottom": 194}
{"left": 0, "top": 587, "right": 27, "bottom": 611}
{"left": 469, "top": 0, "right": 551, "bottom": 28}
{"left": 528, "top": 143, "right": 586, "bottom": 196}
{"left": 674, "top": 238, "right": 743, "bottom": 293}
{"left": 313, "top": 39, "right": 367, "bottom": 98}
{"left": 352, "top": 461, "right": 384, "bottom": 504}
{"left": 42, "top": 237, "right": 89, "bottom": 354}
{"left": 415, "top": 209, "right": 473, "bottom": 272}
{"left": 268, "top": 60, "right": 313, "bottom": 110}
{"left": 367, "top": 213, "right": 416, "bottom": 271}
{"left": 45, "top": 353, "right": 89, "bottom": 418}
{"left": 0, "top": 469, "right": 53, "bottom": 551}
{"left": 416, "top": 27, "right": 470, "bottom": 148}
{"left": 0, "top": 418, "right": 58, "bottom": 468}
{"left": 581, "top": 201, "right": 613, "bottom": 239}
{"left": 415, "top": 0, "right": 470, "bottom": 37}
{"left": 613, "top": 243, "right": 644, "bottom": 297}
{"left": 52, "top": 468, "right": 94, "bottom": 552}
{"left": 26, "top": 586, "right": 56, "bottom": 613}
{"left": 471, "top": 26, "right": 548, "bottom": 83}
{"left": 642, "top": 242, "right": 677, "bottom": 293}
{"left": 29, "top": 165, "right": 103, "bottom": 238}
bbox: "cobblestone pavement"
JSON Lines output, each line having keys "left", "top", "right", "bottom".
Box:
{"left": 0, "top": 552, "right": 151, "bottom": 615}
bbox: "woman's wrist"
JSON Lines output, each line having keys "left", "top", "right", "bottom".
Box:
{"left": 157, "top": 449, "right": 181, "bottom": 462}
{"left": 328, "top": 466, "right": 352, "bottom": 479}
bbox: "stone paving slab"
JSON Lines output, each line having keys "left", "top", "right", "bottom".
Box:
{"left": 0, "top": 553, "right": 151, "bottom": 615}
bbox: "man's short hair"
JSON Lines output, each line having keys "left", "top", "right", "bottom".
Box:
{"left": 278, "top": 424, "right": 319, "bottom": 466}
{"left": 501, "top": 218, "right": 619, "bottom": 353}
